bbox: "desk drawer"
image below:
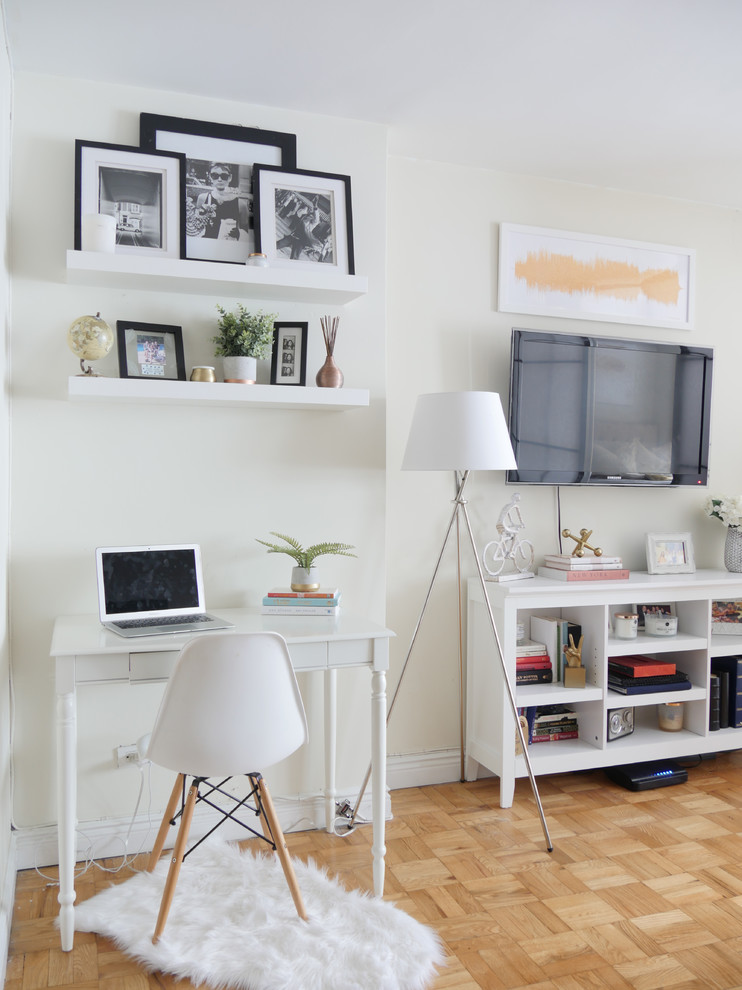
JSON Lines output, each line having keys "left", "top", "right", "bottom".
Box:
{"left": 329, "top": 639, "right": 373, "bottom": 667}
{"left": 288, "top": 642, "right": 327, "bottom": 670}
{"left": 75, "top": 654, "right": 130, "bottom": 683}
{"left": 129, "top": 651, "right": 179, "bottom": 682}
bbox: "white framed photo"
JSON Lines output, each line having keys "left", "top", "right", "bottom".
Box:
{"left": 645, "top": 532, "right": 695, "bottom": 574}
{"left": 498, "top": 223, "right": 695, "bottom": 331}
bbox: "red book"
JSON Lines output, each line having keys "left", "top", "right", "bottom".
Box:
{"left": 516, "top": 655, "right": 551, "bottom": 668}
{"left": 610, "top": 655, "right": 676, "bottom": 677}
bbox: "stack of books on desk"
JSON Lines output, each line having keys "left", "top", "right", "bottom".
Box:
{"left": 537, "top": 554, "right": 629, "bottom": 582}
{"left": 261, "top": 588, "right": 341, "bottom": 616}
{"left": 608, "top": 655, "right": 690, "bottom": 694}
{"left": 516, "top": 638, "right": 552, "bottom": 684}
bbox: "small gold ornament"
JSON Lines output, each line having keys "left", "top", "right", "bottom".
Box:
{"left": 67, "top": 312, "right": 114, "bottom": 376}
{"left": 561, "top": 527, "right": 603, "bottom": 558}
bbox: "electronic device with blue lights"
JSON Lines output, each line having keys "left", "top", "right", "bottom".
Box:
{"left": 605, "top": 759, "right": 688, "bottom": 791}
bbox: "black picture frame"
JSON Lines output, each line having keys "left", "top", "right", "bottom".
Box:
{"left": 116, "top": 321, "right": 186, "bottom": 381}
{"left": 74, "top": 140, "right": 186, "bottom": 259}
{"left": 139, "top": 113, "right": 297, "bottom": 265}
{"left": 253, "top": 165, "right": 355, "bottom": 275}
{"left": 270, "top": 322, "right": 308, "bottom": 386}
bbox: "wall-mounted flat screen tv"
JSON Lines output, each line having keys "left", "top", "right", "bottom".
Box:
{"left": 507, "top": 328, "right": 713, "bottom": 487}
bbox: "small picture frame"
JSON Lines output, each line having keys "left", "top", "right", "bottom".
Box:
{"left": 74, "top": 140, "right": 186, "bottom": 259}
{"left": 635, "top": 603, "right": 675, "bottom": 629}
{"left": 270, "top": 322, "right": 308, "bottom": 386}
{"left": 711, "top": 600, "right": 742, "bottom": 635}
{"left": 253, "top": 165, "right": 355, "bottom": 274}
{"left": 116, "top": 321, "right": 186, "bottom": 381}
{"left": 645, "top": 532, "right": 695, "bottom": 574}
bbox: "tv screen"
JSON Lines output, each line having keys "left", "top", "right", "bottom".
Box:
{"left": 507, "top": 328, "right": 713, "bottom": 486}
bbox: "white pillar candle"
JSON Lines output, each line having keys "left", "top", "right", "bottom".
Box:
{"left": 81, "top": 213, "right": 116, "bottom": 253}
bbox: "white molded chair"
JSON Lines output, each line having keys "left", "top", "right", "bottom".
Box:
{"left": 145, "top": 631, "right": 309, "bottom": 943}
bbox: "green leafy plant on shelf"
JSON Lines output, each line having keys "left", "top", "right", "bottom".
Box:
{"left": 212, "top": 304, "right": 277, "bottom": 358}
{"left": 256, "top": 532, "right": 357, "bottom": 568}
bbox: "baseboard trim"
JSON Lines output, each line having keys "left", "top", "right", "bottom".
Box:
{"left": 1, "top": 831, "right": 17, "bottom": 987}
{"left": 14, "top": 750, "right": 467, "bottom": 871}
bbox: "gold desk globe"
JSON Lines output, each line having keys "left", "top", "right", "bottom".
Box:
{"left": 67, "top": 312, "right": 114, "bottom": 376}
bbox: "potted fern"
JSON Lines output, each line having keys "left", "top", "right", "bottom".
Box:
{"left": 256, "top": 532, "right": 356, "bottom": 590}
{"left": 213, "top": 304, "right": 277, "bottom": 383}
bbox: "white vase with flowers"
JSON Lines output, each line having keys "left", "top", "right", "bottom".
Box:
{"left": 704, "top": 495, "right": 742, "bottom": 572}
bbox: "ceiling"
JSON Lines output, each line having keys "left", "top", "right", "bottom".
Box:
{"left": 4, "top": 0, "right": 742, "bottom": 209}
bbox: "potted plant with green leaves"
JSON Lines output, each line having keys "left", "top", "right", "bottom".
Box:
{"left": 256, "top": 532, "right": 356, "bottom": 590}
{"left": 213, "top": 304, "right": 277, "bottom": 383}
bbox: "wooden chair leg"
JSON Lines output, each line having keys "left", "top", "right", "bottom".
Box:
{"left": 152, "top": 780, "right": 198, "bottom": 944}
{"left": 147, "top": 774, "right": 184, "bottom": 872}
{"left": 256, "top": 776, "right": 308, "bottom": 921}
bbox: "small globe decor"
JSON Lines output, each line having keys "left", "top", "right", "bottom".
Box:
{"left": 67, "top": 312, "right": 114, "bottom": 376}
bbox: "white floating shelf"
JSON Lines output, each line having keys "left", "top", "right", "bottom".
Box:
{"left": 68, "top": 376, "right": 369, "bottom": 411}
{"left": 65, "top": 250, "right": 368, "bottom": 304}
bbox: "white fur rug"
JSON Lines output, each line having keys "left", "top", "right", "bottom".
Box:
{"left": 72, "top": 840, "right": 445, "bottom": 990}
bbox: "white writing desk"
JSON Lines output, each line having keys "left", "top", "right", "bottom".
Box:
{"left": 50, "top": 608, "right": 394, "bottom": 951}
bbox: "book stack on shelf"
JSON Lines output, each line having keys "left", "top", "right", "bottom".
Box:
{"left": 710, "top": 656, "right": 742, "bottom": 728}
{"left": 608, "top": 655, "right": 691, "bottom": 695}
{"left": 530, "top": 615, "right": 582, "bottom": 684}
{"left": 261, "top": 587, "right": 341, "bottom": 616}
{"left": 537, "top": 554, "right": 629, "bottom": 582}
{"left": 520, "top": 704, "right": 579, "bottom": 744}
{"left": 516, "top": 638, "right": 551, "bottom": 684}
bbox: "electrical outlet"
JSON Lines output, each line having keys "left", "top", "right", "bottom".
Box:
{"left": 115, "top": 744, "right": 139, "bottom": 768}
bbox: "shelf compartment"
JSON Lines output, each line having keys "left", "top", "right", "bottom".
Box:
{"left": 66, "top": 250, "right": 368, "bottom": 303}
{"left": 68, "top": 375, "right": 369, "bottom": 410}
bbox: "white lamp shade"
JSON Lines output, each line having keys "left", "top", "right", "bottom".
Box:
{"left": 402, "top": 391, "right": 517, "bottom": 471}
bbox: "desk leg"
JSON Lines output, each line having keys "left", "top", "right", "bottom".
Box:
{"left": 324, "top": 668, "right": 337, "bottom": 832}
{"left": 371, "top": 668, "right": 387, "bottom": 897}
{"left": 56, "top": 689, "right": 77, "bottom": 951}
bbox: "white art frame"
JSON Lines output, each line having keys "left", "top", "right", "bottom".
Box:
{"left": 645, "top": 532, "right": 696, "bottom": 574}
{"left": 498, "top": 223, "right": 695, "bottom": 330}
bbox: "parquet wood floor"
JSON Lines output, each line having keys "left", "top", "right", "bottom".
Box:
{"left": 8, "top": 751, "right": 742, "bottom": 989}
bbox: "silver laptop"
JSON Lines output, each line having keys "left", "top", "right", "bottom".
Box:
{"left": 96, "top": 544, "right": 234, "bottom": 638}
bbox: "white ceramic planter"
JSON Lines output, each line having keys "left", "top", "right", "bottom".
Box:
{"left": 291, "top": 566, "right": 320, "bottom": 591}
{"left": 222, "top": 355, "right": 257, "bottom": 383}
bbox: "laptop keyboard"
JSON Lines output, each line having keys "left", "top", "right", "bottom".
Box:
{"left": 113, "top": 614, "right": 213, "bottom": 629}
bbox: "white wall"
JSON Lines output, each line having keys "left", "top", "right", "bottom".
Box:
{"left": 0, "top": 1, "right": 14, "bottom": 976}
{"left": 384, "top": 156, "right": 742, "bottom": 758}
{"left": 9, "top": 72, "right": 388, "bottom": 840}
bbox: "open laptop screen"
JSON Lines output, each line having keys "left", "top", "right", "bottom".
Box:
{"left": 97, "top": 545, "right": 205, "bottom": 621}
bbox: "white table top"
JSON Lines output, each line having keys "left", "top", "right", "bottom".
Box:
{"left": 50, "top": 607, "right": 394, "bottom": 658}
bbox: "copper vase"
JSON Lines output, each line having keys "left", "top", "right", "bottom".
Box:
{"left": 316, "top": 353, "right": 344, "bottom": 388}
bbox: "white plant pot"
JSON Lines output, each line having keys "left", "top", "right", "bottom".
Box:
{"left": 222, "top": 355, "right": 257, "bottom": 383}
{"left": 291, "top": 566, "right": 320, "bottom": 591}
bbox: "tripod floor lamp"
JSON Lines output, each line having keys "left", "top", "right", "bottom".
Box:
{"left": 351, "top": 391, "right": 552, "bottom": 852}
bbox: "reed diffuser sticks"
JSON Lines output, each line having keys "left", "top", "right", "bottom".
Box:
{"left": 320, "top": 315, "right": 339, "bottom": 355}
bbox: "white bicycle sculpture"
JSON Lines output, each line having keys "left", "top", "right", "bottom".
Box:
{"left": 482, "top": 493, "right": 535, "bottom": 578}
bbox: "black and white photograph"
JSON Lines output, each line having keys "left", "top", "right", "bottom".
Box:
{"left": 270, "top": 322, "right": 308, "bottom": 386}
{"left": 116, "top": 321, "right": 187, "bottom": 381}
{"left": 74, "top": 140, "right": 186, "bottom": 259}
{"left": 254, "top": 165, "right": 355, "bottom": 275}
{"left": 140, "top": 114, "right": 297, "bottom": 265}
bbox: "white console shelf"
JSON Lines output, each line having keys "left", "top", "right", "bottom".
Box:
{"left": 65, "top": 250, "right": 368, "bottom": 304}
{"left": 68, "top": 375, "right": 369, "bottom": 410}
{"left": 466, "top": 569, "right": 742, "bottom": 807}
